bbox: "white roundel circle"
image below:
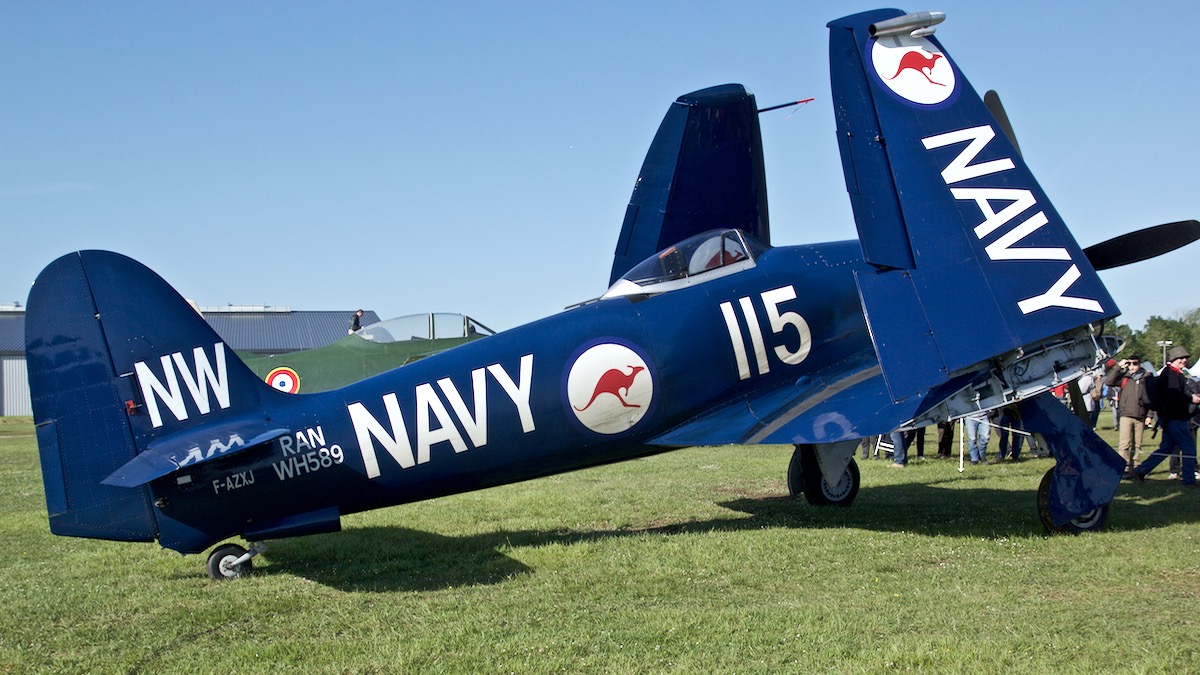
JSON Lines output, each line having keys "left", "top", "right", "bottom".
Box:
{"left": 871, "top": 35, "right": 955, "bottom": 105}
{"left": 266, "top": 367, "right": 301, "bottom": 394}
{"left": 566, "top": 342, "right": 653, "bottom": 435}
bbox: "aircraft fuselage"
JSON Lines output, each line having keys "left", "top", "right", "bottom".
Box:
{"left": 149, "top": 240, "right": 874, "bottom": 552}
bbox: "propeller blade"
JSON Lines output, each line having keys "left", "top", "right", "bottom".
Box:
{"left": 1083, "top": 220, "right": 1200, "bottom": 271}
{"left": 984, "top": 90, "right": 1022, "bottom": 158}
{"left": 979, "top": 91, "right": 1200, "bottom": 271}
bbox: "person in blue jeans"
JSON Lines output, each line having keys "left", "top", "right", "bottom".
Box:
{"left": 889, "top": 430, "right": 908, "bottom": 467}
{"left": 1134, "top": 346, "right": 1200, "bottom": 486}
{"left": 964, "top": 411, "right": 992, "bottom": 465}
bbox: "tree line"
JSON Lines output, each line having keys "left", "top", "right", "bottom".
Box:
{"left": 1114, "top": 309, "right": 1200, "bottom": 368}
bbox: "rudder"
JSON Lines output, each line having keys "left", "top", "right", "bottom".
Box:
{"left": 26, "top": 251, "right": 277, "bottom": 544}
{"left": 26, "top": 252, "right": 157, "bottom": 541}
{"left": 609, "top": 84, "right": 770, "bottom": 286}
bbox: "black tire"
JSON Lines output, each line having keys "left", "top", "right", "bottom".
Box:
{"left": 1037, "top": 468, "right": 1110, "bottom": 534}
{"left": 787, "top": 445, "right": 860, "bottom": 507}
{"left": 206, "top": 543, "right": 251, "bottom": 580}
{"left": 787, "top": 446, "right": 805, "bottom": 498}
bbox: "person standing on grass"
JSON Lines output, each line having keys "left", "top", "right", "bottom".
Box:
{"left": 904, "top": 427, "right": 925, "bottom": 460}
{"left": 1078, "top": 368, "right": 1104, "bottom": 429}
{"left": 1134, "top": 346, "right": 1199, "bottom": 487}
{"left": 1105, "top": 355, "right": 1155, "bottom": 478}
{"left": 996, "top": 404, "right": 1024, "bottom": 462}
{"left": 860, "top": 435, "right": 878, "bottom": 460}
{"left": 1169, "top": 375, "right": 1200, "bottom": 480}
{"left": 888, "top": 429, "right": 908, "bottom": 468}
{"left": 964, "top": 410, "right": 993, "bottom": 465}
{"left": 1108, "top": 368, "right": 1120, "bottom": 431}
{"left": 935, "top": 420, "right": 954, "bottom": 459}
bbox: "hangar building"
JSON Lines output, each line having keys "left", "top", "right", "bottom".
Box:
{"left": 0, "top": 304, "right": 379, "bottom": 417}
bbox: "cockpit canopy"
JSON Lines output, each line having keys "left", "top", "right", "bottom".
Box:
{"left": 602, "top": 229, "right": 769, "bottom": 299}
{"left": 355, "top": 313, "right": 495, "bottom": 343}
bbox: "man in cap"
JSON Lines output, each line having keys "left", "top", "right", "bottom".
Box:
{"left": 1104, "top": 354, "right": 1155, "bottom": 477}
{"left": 1133, "top": 345, "right": 1199, "bottom": 486}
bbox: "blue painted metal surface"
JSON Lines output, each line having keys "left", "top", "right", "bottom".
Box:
{"left": 25, "top": 253, "right": 157, "bottom": 543}
{"left": 24, "top": 9, "right": 1145, "bottom": 559}
{"left": 1018, "top": 392, "right": 1126, "bottom": 525}
{"left": 102, "top": 420, "right": 290, "bottom": 487}
{"left": 830, "top": 10, "right": 1119, "bottom": 401}
{"left": 609, "top": 84, "right": 770, "bottom": 286}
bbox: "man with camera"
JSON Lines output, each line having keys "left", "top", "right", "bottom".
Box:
{"left": 1104, "top": 355, "right": 1155, "bottom": 478}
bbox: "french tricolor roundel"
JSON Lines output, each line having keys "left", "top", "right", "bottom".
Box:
{"left": 266, "top": 366, "right": 301, "bottom": 394}
{"left": 870, "top": 35, "right": 955, "bottom": 106}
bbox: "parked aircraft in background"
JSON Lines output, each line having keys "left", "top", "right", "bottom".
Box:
{"left": 25, "top": 9, "right": 1195, "bottom": 579}
{"left": 241, "top": 312, "right": 494, "bottom": 394}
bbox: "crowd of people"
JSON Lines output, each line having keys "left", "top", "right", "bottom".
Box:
{"left": 867, "top": 346, "right": 1199, "bottom": 488}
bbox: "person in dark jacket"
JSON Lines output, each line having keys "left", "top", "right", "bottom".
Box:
{"left": 1169, "top": 376, "right": 1200, "bottom": 479}
{"left": 935, "top": 421, "right": 954, "bottom": 459}
{"left": 1104, "top": 355, "right": 1154, "bottom": 476}
{"left": 1133, "top": 346, "right": 1200, "bottom": 486}
{"left": 996, "top": 404, "right": 1024, "bottom": 462}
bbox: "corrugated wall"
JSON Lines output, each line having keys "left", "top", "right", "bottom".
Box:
{"left": 0, "top": 309, "right": 382, "bottom": 417}
{"left": 1, "top": 356, "right": 31, "bottom": 417}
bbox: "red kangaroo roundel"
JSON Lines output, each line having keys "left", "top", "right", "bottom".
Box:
{"left": 870, "top": 35, "right": 955, "bottom": 106}
{"left": 566, "top": 342, "right": 653, "bottom": 435}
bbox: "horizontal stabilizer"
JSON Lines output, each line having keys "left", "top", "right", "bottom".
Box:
{"left": 102, "top": 418, "right": 288, "bottom": 487}
{"left": 828, "top": 10, "right": 1119, "bottom": 401}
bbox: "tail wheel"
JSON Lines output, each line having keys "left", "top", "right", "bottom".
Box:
{"left": 206, "top": 543, "right": 252, "bottom": 580}
{"left": 787, "top": 445, "right": 860, "bottom": 507}
{"left": 1036, "top": 468, "right": 1110, "bottom": 534}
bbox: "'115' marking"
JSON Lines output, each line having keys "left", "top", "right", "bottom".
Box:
{"left": 719, "top": 285, "right": 811, "bottom": 380}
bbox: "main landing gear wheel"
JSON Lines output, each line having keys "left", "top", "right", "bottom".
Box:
{"left": 1036, "top": 468, "right": 1110, "bottom": 534}
{"left": 206, "top": 543, "right": 252, "bottom": 581}
{"left": 787, "top": 445, "right": 860, "bottom": 507}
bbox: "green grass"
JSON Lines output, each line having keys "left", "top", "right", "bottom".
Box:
{"left": 2, "top": 417, "right": 1198, "bottom": 672}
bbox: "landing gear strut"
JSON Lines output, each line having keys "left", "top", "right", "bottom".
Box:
{"left": 1036, "top": 468, "right": 1110, "bottom": 534}
{"left": 787, "top": 444, "right": 860, "bottom": 507}
{"left": 206, "top": 542, "right": 266, "bottom": 580}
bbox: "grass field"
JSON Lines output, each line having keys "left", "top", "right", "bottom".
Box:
{"left": 2, "top": 414, "right": 1198, "bottom": 672}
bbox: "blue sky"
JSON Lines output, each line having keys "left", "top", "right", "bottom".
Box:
{"left": 3, "top": 1, "right": 1198, "bottom": 332}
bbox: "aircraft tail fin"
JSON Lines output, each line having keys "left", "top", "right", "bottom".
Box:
{"left": 609, "top": 84, "right": 769, "bottom": 286}
{"left": 26, "top": 251, "right": 280, "bottom": 544}
{"left": 827, "top": 10, "right": 1119, "bottom": 401}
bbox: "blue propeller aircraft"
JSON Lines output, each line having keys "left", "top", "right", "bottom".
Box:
{"left": 25, "top": 9, "right": 1192, "bottom": 580}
